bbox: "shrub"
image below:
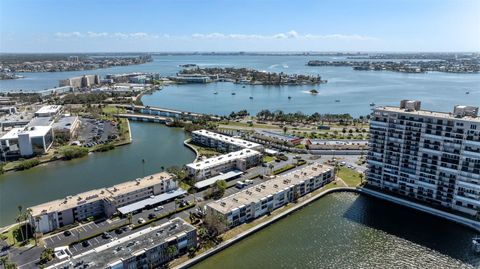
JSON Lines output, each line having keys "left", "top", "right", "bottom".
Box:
{"left": 61, "top": 146, "right": 89, "bottom": 160}
{"left": 16, "top": 159, "right": 40, "bottom": 170}
{"left": 94, "top": 143, "right": 115, "bottom": 152}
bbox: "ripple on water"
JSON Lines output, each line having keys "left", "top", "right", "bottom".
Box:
{"left": 191, "top": 192, "right": 480, "bottom": 269}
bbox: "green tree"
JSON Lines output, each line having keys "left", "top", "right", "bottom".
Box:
{"left": 39, "top": 248, "right": 54, "bottom": 264}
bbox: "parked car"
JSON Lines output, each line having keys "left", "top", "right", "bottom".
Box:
{"left": 115, "top": 229, "right": 123, "bottom": 235}
{"left": 82, "top": 240, "right": 91, "bottom": 247}
{"left": 148, "top": 213, "right": 156, "bottom": 220}
{"left": 63, "top": 230, "right": 72, "bottom": 236}
{"left": 138, "top": 218, "right": 146, "bottom": 224}
{"left": 102, "top": 232, "right": 112, "bottom": 239}
{"left": 154, "top": 206, "right": 163, "bottom": 211}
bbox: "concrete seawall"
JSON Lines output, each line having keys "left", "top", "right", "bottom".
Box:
{"left": 183, "top": 139, "right": 200, "bottom": 162}
{"left": 174, "top": 187, "right": 357, "bottom": 269}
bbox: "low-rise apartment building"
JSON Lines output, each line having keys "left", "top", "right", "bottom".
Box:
{"left": 205, "top": 163, "right": 333, "bottom": 232}
{"left": 191, "top": 129, "right": 263, "bottom": 153}
{"left": 368, "top": 100, "right": 480, "bottom": 217}
{"left": 47, "top": 218, "right": 197, "bottom": 269}
{"left": 186, "top": 149, "right": 261, "bottom": 181}
{"left": 29, "top": 172, "right": 177, "bottom": 233}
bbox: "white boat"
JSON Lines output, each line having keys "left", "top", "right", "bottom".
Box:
{"left": 370, "top": 102, "right": 375, "bottom": 106}
{"left": 473, "top": 236, "right": 480, "bottom": 253}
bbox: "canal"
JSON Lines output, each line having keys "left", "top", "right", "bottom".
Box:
{"left": 192, "top": 192, "right": 480, "bottom": 269}
{"left": 0, "top": 122, "right": 195, "bottom": 227}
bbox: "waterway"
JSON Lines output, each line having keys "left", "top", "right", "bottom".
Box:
{"left": 1, "top": 55, "right": 479, "bottom": 117}
{"left": 0, "top": 55, "right": 479, "bottom": 267}
{"left": 0, "top": 122, "right": 195, "bottom": 226}
{"left": 192, "top": 192, "right": 480, "bottom": 269}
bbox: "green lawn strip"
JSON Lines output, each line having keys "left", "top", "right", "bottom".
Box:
{"left": 262, "top": 155, "right": 275, "bottom": 163}
{"left": 337, "top": 167, "right": 362, "bottom": 187}
{"left": 272, "top": 164, "right": 297, "bottom": 175}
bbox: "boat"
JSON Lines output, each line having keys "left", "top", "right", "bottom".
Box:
{"left": 288, "top": 96, "right": 292, "bottom": 99}
{"left": 213, "top": 92, "right": 218, "bottom": 95}
{"left": 473, "top": 236, "right": 480, "bottom": 253}
{"left": 335, "top": 100, "right": 340, "bottom": 103}
{"left": 249, "top": 96, "right": 253, "bottom": 99}
{"left": 310, "top": 89, "right": 319, "bottom": 95}
{"left": 242, "top": 86, "right": 246, "bottom": 88}
{"left": 231, "top": 92, "right": 236, "bottom": 95}
{"left": 466, "top": 91, "right": 470, "bottom": 94}
{"left": 370, "top": 102, "right": 375, "bottom": 106}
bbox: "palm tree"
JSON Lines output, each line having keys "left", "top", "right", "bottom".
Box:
{"left": 16, "top": 205, "right": 25, "bottom": 242}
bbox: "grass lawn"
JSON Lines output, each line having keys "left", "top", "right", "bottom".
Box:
{"left": 189, "top": 143, "right": 221, "bottom": 158}
{"left": 337, "top": 167, "right": 363, "bottom": 187}
{"left": 1, "top": 224, "right": 35, "bottom": 247}
{"left": 262, "top": 155, "right": 275, "bottom": 163}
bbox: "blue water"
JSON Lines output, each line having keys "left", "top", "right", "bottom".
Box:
{"left": 1, "top": 55, "right": 480, "bottom": 117}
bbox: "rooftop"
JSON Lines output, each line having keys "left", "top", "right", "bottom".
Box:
{"left": 47, "top": 218, "right": 195, "bottom": 269}
{"left": 53, "top": 116, "right": 78, "bottom": 130}
{"left": 194, "top": 170, "right": 243, "bottom": 189}
{"left": 193, "top": 129, "right": 261, "bottom": 149}
{"left": 375, "top": 105, "right": 480, "bottom": 123}
{"left": 0, "top": 125, "right": 52, "bottom": 140}
{"left": 28, "top": 116, "right": 53, "bottom": 127}
{"left": 29, "top": 172, "right": 174, "bottom": 216}
{"left": 117, "top": 189, "right": 187, "bottom": 215}
{"left": 207, "top": 163, "right": 332, "bottom": 214}
{"left": 186, "top": 149, "right": 261, "bottom": 170}
{"left": 35, "top": 105, "right": 62, "bottom": 115}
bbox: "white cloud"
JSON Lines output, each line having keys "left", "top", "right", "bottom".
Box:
{"left": 52, "top": 30, "right": 378, "bottom": 43}
{"left": 54, "top": 31, "right": 83, "bottom": 38}
{"left": 191, "top": 30, "right": 377, "bottom": 41}
{"left": 87, "top": 31, "right": 108, "bottom": 38}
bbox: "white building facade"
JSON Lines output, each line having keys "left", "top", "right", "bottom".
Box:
{"left": 186, "top": 149, "right": 261, "bottom": 180}
{"left": 368, "top": 100, "right": 480, "bottom": 217}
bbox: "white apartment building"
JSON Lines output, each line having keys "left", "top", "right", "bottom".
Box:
{"left": 205, "top": 163, "right": 333, "bottom": 232}
{"left": 368, "top": 100, "right": 480, "bottom": 217}
{"left": 0, "top": 125, "right": 54, "bottom": 156}
{"left": 29, "top": 172, "right": 177, "bottom": 233}
{"left": 186, "top": 149, "right": 261, "bottom": 181}
{"left": 191, "top": 129, "right": 263, "bottom": 153}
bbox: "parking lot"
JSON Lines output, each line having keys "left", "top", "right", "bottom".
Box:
{"left": 76, "top": 118, "right": 119, "bottom": 147}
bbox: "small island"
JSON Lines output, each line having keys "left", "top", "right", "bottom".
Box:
{"left": 177, "top": 67, "right": 327, "bottom": 85}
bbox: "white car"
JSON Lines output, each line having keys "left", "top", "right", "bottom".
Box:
{"left": 138, "top": 218, "right": 146, "bottom": 224}
{"left": 154, "top": 206, "right": 163, "bottom": 211}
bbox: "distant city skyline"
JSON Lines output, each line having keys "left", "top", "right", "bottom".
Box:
{"left": 0, "top": 0, "right": 479, "bottom": 53}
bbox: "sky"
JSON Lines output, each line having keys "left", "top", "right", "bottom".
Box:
{"left": 0, "top": 0, "right": 479, "bottom": 52}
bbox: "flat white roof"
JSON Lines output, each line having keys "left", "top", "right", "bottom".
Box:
{"left": 35, "top": 105, "right": 62, "bottom": 115}
{"left": 186, "top": 149, "right": 260, "bottom": 170}
{"left": 193, "top": 129, "right": 261, "bottom": 149}
{"left": 194, "top": 170, "right": 243, "bottom": 189}
{"left": 0, "top": 125, "right": 51, "bottom": 140}
{"left": 207, "top": 163, "right": 333, "bottom": 214}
